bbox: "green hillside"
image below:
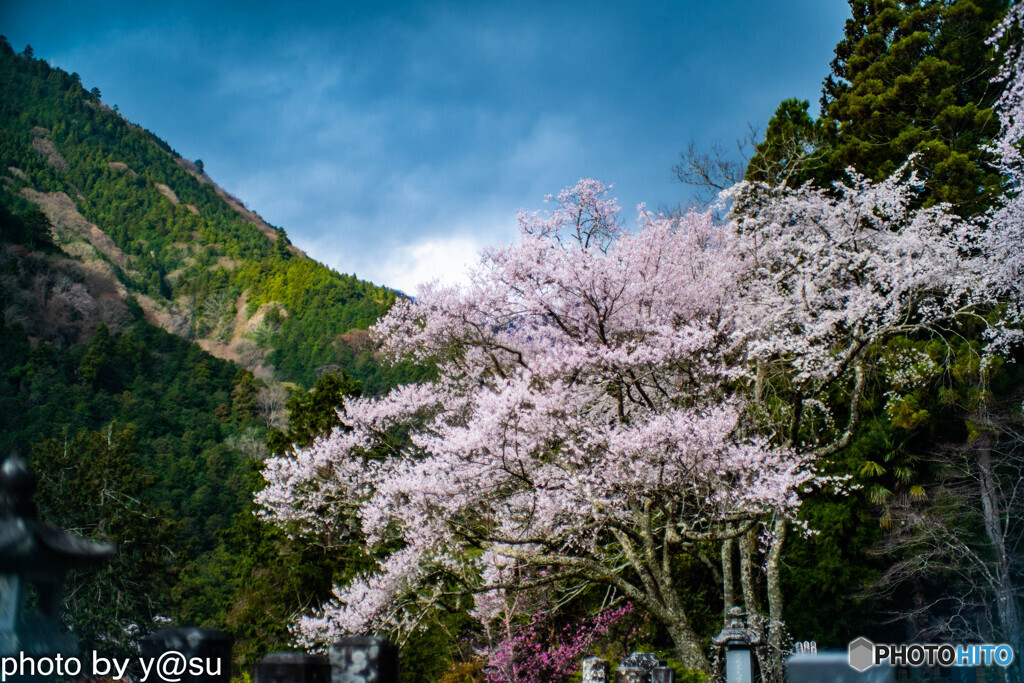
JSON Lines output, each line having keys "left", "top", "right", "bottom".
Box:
{"left": 0, "top": 37, "right": 427, "bottom": 668}
{"left": 0, "top": 36, "right": 423, "bottom": 392}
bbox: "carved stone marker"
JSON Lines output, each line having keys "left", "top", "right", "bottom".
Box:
{"left": 650, "top": 665, "right": 675, "bottom": 683}
{"left": 620, "top": 652, "right": 664, "bottom": 672}
{"left": 614, "top": 652, "right": 667, "bottom": 683}
{"left": 788, "top": 652, "right": 894, "bottom": 683}
{"left": 255, "top": 653, "right": 330, "bottom": 683}
{"left": 613, "top": 666, "right": 647, "bottom": 683}
{"left": 582, "top": 656, "right": 610, "bottom": 683}
{"left": 329, "top": 636, "right": 399, "bottom": 683}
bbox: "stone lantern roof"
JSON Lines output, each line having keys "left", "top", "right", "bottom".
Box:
{"left": 0, "top": 453, "right": 116, "bottom": 572}
{"left": 0, "top": 452, "right": 116, "bottom": 658}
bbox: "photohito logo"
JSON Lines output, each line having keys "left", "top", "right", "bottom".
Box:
{"left": 848, "top": 637, "right": 1015, "bottom": 671}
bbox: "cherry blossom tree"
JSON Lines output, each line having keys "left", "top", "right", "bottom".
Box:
{"left": 259, "top": 164, "right": 1021, "bottom": 673}
{"left": 989, "top": 3, "right": 1024, "bottom": 326}
{"left": 260, "top": 180, "right": 811, "bottom": 672}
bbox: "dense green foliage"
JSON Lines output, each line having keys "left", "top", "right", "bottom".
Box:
{"left": 749, "top": 0, "right": 1006, "bottom": 216}
{"left": 744, "top": 98, "right": 827, "bottom": 186}
{"left": 2, "top": 254, "right": 252, "bottom": 555}
{"left": 821, "top": 0, "right": 1005, "bottom": 213}
{"left": 747, "top": 0, "right": 1024, "bottom": 659}
{"left": 0, "top": 202, "right": 258, "bottom": 646}
{"left": 33, "top": 427, "right": 179, "bottom": 660}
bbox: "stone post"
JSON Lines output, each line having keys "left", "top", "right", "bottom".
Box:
{"left": 329, "top": 636, "right": 398, "bottom": 683}
{"left": 255, "top": 653, "right": 330, "bottom": 683}
{"left": 711, "top": 607, "right": 761, "bottom": 683}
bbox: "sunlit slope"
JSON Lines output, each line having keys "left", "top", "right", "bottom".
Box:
{"left": 0, "top": 38, "right": 419, "bottom": 391}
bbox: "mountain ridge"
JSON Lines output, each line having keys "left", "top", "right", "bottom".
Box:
{"left": 0, "top": 38, "right": 421, "bottom": 663}
{"left": 0, "top": 37, "right": 415, "bottom": 391}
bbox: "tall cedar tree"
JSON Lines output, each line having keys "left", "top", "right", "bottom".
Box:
{"left": 753, "top": 0, "right": 1018, "bottom": 651}
{"left": 744, "top": 98, "right": 828, "bottom": 187}
{"left": 820, "top": 0, "right": 1006, "bottom": 214}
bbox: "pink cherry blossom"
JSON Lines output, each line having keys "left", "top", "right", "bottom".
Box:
{"left": 260, "top": 136, "right": 1022, "bottom": 665}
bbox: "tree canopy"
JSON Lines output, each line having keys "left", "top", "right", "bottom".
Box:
{"left": 259, "top": 161, "right": 1023, "bottom": 672}
{"left": 820, "top": 0, "right": 1006, "bottom": 213}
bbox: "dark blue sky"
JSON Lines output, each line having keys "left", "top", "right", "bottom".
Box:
{"left": 2, "top": 1, "right": 850, "bottom": 293}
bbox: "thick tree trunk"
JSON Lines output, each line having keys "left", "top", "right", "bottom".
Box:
{"left": 666, "top": 616, "right": 712, "bottom": 674}
{"left": 740, "top": 527, "right": 762, "bottom": 618}
{"left": 763, "top": 518, "right": 788, "bottom": 683}
{"left": 608, "top": 512, "right": 712, "bottom": 675}
{"left": 722, "top": 537, "right": 735, "bottom": 614}
{"left": 754, "top": 359, "right": 766, "bottom": 405}
{"left": 658, "top": 556, "right": 712, "bottom": 674}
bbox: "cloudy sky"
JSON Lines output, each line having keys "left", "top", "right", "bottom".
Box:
{"left": 1, "top": 1, "right": 849, "bottom": 294}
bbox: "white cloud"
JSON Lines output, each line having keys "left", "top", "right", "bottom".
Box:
{"left": 300, "top": 230, "right": 497, "bottom": 296}
{"left": 368, "top": 235, "right": 486, "bottom": 296}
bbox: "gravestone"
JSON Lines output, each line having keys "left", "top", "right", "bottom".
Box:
{"left": 582, "top": 656, "right": 610, "bottom": 683}
{"left": 650, "top": 665, "right": 675, "bottom": 683}
{"left": 787, "top": 652, "right": 894, "bottom": 683}
{"left": 614, "top": 666, "right": 647, "bottom": 683}
{"left": 621, "top": 652, "right": 664, "bottom": 671}
{"left": 329, "top": 636, "right": 398, "bottom": 683}
{"left": 614, "top": 652, "right": 668, "bottom": 683}
{"left": 255, "top": 653, "right": 330, "bottom": 683}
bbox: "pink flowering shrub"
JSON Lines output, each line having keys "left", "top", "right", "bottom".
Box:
{"left": 483, "top": 604, "right": 641, "bottom": 683}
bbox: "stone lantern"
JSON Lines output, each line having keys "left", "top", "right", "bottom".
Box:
{"left": 0, "top": 453, "right": 115, "bottom": 657}
{"left": 712, "top": 606, "right": 761, "bottom": 683}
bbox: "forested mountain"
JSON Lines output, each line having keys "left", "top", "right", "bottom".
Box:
{"left": 0, "top": 35, "right": 425, "bottom": 672}
{"left": 0, "top": 36, "right": 425, "bottom": 393}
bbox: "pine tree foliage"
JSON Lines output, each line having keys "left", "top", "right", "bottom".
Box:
{"left": 820, "top": 0, "right": 1007, "bottom": 212}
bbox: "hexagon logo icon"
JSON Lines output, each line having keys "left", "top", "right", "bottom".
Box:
{"left": 848, "top": 637, "right": 875, "bottom": 672}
